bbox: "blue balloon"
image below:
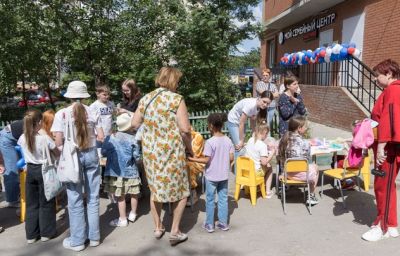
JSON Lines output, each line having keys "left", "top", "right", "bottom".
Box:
{"left": 15, "top": 145, "right": 26, "bottom": 170}
{"left": 318, "top": 57, "right": 325, "bottom": 63}
{"left": 16, "top": 158, "right": 26, "bottom": 170}
{"left": 306, "top": 51, "right": 313, "bottom": 58}
{"left": 340, "top": 47, "right": 348, "bottom": 59}
{"left": 342, "top": 43, "right": 349, "bottom": 48}
{"left": 330, "top": 54, "right": 338, "bottom": 62}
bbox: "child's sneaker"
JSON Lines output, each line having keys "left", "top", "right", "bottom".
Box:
{"left": 128, "top": 212, "right": 137, "bottom": 222}
{"left": 216, "top": 222, "right": 230, "bottom": 231}
{"left": 388, "top": 227, "right": 399, "bottom": 238}
{"left": 109, "top": 218, "right": 128, "bottom": 227}
{"left": 306, "top": 194, "right": 319, "bottom": 206}
{"left": 202, "top": 223, "right": 215, "bottom": 233}
{"left": 266, "top": 190, "right": 275, "bottom": 199}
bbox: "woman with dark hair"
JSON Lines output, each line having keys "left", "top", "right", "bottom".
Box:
{"left": 362, "top": 59, "right": 400, "bottom": 242}
{"left": 131, "top": 67, "right": 193, "bottom": 246}
{"left": 117, "top": 79, "right": 141, "bottom": 114}
{"left": 226, "top": 91, "right": 273, "bottom": 152}
{"left": 278, "top": 75, "right": 306, "bottom": 137}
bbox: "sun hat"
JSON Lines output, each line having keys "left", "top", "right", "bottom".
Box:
{"left": 64, "top": 81, "right": 91, "bottom": 99}
{"left": 116, "top": 113, "right": 132, "bottom": 132}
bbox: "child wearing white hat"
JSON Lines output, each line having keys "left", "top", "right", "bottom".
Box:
{"left": 101, "top": 113, "right": 141, "bottom": 227}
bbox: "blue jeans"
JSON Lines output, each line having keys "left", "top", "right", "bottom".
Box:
{"left": 66, "top": 147, "right": 100, "bottom": 246}
{"left": 0, "top": 129, "right": 20, "bottom": 203}
{"left": 205, "top": 179, "right": 228, "bottom": 225}
{"left": 226, "top": 121, "right": 245, "bottom": 174}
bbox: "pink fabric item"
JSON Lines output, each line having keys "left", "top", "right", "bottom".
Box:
{"left": 351, "top": 119, "right": 374, "bottom": 149}
{"left": 347, "top": 147, "right": 363, "bottom": 168}
{"left": 287, "top": 163, "right": 319, "bottom": 185}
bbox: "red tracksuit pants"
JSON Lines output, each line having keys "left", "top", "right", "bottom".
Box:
{"left": 372, "top": 144, "right": 400, "bottom": 232}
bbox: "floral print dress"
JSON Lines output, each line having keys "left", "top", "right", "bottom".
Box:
{"left": 138, "top": 88, "right": 190, "bottom": 203}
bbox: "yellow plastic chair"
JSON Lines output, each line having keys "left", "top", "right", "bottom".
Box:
{"left": 279, "top": 158, "right": 312, "bottom": 215}
{"left": 320, "top": 156, "right": 369, "bottom": 208}
{"left": 234, "top": 156, "right": 266, "bottom": 206}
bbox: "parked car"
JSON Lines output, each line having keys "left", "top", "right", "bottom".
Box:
{"left": 18, "top": 90, "right": 58, "bottom": 107}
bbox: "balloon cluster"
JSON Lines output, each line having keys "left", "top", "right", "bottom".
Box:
{"left": 280, "top": 43, "right": 361, "bottom": 66}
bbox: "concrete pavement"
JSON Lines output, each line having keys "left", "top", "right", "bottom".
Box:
{"left": 1, "top": 122, "right": 399, "bottom": 256}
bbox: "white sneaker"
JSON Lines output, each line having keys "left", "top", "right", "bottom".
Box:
{"left": 362, "top": 226, "right": 389, "bottom": 242}
{"left": 388, "top": 227, "right": 400, "bottom": 238}
{"left": 266, "top": 190, "right": 275, "bottom": 199}
{"left": 109, "top": 218, "right": 128, "bottom": 227}
{"left": 128, "top": 212, "right": 137, "bottom": 222}
{"left": 89, "top": 240, "right": 100, "bottom": 247}
{"left": 63, "top": 237, "right": 85, "bottom": 252}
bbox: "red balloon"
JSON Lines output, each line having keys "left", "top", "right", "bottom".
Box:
{"left": 319, "top": 50, "right": 326, "bottom": 58}
{"left": 347, "top": 47, "right": 355, "bottom": 55}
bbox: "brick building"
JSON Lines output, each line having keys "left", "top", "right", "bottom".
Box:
{"left": 259, "top": 0, "right": 400, "bottom": 131}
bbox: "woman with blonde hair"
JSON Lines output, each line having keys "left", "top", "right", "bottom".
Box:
{"left": 132, "top": 67, "right": 193, "bottom": 246}
{"left": 51, "top": 81, "right": 104, "bottom": 252}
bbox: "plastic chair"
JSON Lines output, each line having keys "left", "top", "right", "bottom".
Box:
{"left": 20, "top": 169, "right": 26, "bottom": 222}
{"left": 279, "top": 158, "right": 312, "bottom": 215}
{"left": 234, "top": 156, "right": 266, "bottom": 206}
{"left": 320, "top": 155, "right": 369, "bottom": 209}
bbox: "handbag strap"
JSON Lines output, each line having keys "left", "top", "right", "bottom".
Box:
{"left": 64, "top": 109, "right": 77, "bottom": 146}
{"left": 41, "top": 135, "right": 53, "bottom": 165}
{"left": 144, "top": 89, "right": 166, "bottom": 116}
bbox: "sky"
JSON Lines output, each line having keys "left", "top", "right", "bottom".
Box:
{"left": 235, "top": 1, "right": 262, "bottom": 54}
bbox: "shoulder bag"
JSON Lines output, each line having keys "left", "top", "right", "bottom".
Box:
{"left": 57, "top": 112, "right": 81, "bottom": 183}
{"left": 42, "top": 136, "right": 64, "bottom": 201}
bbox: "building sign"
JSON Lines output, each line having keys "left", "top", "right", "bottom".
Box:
{"left": 280, "top": 13, "right": 336, "bottom": 44}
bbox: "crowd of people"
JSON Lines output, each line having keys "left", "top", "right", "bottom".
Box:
{"left": 0, "top": 59, "right": 399, "bottom": 250}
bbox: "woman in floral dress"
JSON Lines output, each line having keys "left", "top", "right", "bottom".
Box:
{"left": 131, "top": 67, "right": 193, "bottom": 246}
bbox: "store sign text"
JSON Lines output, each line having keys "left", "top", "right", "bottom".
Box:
{"left": 284, "top": 13, "right": 336, "bottom": 40}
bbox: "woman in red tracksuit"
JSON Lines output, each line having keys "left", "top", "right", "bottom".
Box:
{"left": 362, "top": 59, "right": 400, "bottom": 242}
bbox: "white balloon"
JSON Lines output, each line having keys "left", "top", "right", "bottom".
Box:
{"left": 352, "top": 49, "right": 361, "bottom": 58}
{"left": 324, "top": 54, "right": 331, "bottom": 63}
{"left": 332, "top": 44, "right": 342, "bottom": 54}
{"left": 326, "top": 48, "right": 333, "bottom": 57}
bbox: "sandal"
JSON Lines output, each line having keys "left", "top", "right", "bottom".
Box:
{"left": 154, "top": 228, "right": 165, "bottom": 239}
{"left": 169, "top": 232, "right": 188, "bottom": 246}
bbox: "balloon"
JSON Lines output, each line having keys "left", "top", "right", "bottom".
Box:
{"left": 324, "top": 54, "right": 331, "bottom": 63}
{"left": 342, "top": 43, "right": 349, "bottom": 48}
{"left": 318, "top": 57, "right": 325, "bottom": 63}
{"left": 326, "top": 47, "right": 333, "bottom": 57}
{"left": 17, "top": 158, "right": 26, "bottom": 170}
{"left": 347, "top": 47, "right": 356, "bottom": 55}
{"left": 319, "top": 50, "right": 326, "bottom": 58}
{"left": 352, "top": 48, "right": 361, "bottom": 58}
{"left": 340, "top": 47, "right": 348, "bottom": 58}
{"left": 306, "top": 50, "right": 313, "bottom": 58}
{"left": 349, "top": 42, "right": 356, "bottom": 48}
{"left": 332, "top": 44, "right": 342, "bottom": 54}
{"left": 15, "top": 145, "right": 26, "bottom": 170}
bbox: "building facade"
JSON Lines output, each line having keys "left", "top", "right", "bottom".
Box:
{"left": 261, "top": 0, "right": 400, "bottom": 69}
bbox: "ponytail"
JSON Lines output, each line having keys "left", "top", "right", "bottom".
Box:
{"left": 278, "top": 131, "right": 291, "bottom": 161}
{"left": 73, "top": 102, "right": 90, "bottom": 150}
{"left": 23, "top": 109, "right": 42, "bottom": 153}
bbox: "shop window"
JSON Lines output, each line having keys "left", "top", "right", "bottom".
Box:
{"left": 268, "top": 39, "right": 275, "bottom": 68}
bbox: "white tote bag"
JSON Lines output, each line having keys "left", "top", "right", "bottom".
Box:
{"left": 57, "top": 112, "right": 81, "bottom": 183}
{"left": 41, "top": 137, "right": 64, "bottom": 201}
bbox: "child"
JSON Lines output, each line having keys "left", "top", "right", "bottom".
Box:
{"left": 188, "top": 113, "right": 234, "bottom": 233}
{"left": 101, "top": 113, "right": 141, "bottom": 227}
{"left": 244, "top": 120, "right": 275, "bottom": 198}
{"left": 278, "top": 116, "right": 319, "bottom": 205}
{"left": 90, "top": 84, "right": 115, "bottom": 137}
{"left": 18, "top": 109, "right": 59, "bottom": 243}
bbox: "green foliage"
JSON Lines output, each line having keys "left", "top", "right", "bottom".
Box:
{"left": 0, "top": 0, "right": 260, "bottom": 114}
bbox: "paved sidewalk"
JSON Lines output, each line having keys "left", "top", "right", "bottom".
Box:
{"left": 0, "top": 123, "right": 399, "bottom": 256}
